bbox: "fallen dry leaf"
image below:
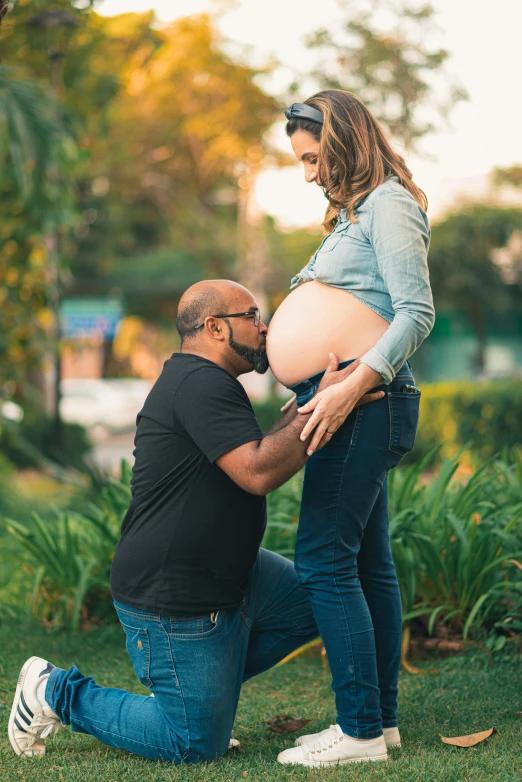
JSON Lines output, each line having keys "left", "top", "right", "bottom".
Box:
{"left": 265, "top": 715, "right": 313, "bottom": 734}
{"left": 402, "top": 658, "right": 426, "bottom": 674}
{"left": 441, "top": 728, "right": 497, "bottom": 747}
{"left": 401, "top": 627, "right": 427, "bottom": 675}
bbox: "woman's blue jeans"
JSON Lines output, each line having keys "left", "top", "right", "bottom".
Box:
{"left": 288, "top": 359, "right": 420, "bottom": 739}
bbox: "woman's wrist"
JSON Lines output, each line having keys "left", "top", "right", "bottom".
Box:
{"left": 341, "top": 363, "right": 383, "bottom": 396}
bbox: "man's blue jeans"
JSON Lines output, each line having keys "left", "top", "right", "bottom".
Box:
{"left": 45, "top": 549, "right": 318, "bottom": 763}
{"left": 289, "top": 360, "right": 420, "bottom": 740}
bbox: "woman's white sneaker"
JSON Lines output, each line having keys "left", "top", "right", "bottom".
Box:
{"left": 383, "top": 726, "right": 401, "bottom": 748}
{"left": 8, "top": 656, "right": 61, "bottom": 757}
{"left": 294, "top": 725, "right": 332, "bottom": 747}
{"left": 279, "top": 723, "right": 388, "bottom": 766}
{"left": 295, "top": 724, "right": 401, "bottom": 750}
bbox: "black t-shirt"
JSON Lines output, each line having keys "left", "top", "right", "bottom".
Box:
{"left": 110, "top": 353, "right": 266, "bottom": 616}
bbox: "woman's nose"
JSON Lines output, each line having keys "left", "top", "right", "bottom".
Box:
{"left": 305, "top": 169, "right": 316, "bottom": 183}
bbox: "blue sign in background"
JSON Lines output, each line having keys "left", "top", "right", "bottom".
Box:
{"left": 59, "top": 298, "right": 123, "bottom": 340}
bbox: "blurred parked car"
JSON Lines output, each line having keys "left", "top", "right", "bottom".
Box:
{"left": 60, "top": 378, "right": 152, "bottom": 439}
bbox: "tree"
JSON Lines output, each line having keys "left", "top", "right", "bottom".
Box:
{"left": 0, "top": 65, "right": 75, "bottom": 209}
{"left": 2, "top": 7, "right": 280, "bottom": 293}
{"left": 0, "top": 65, "right": 76, "bottom": 393}
{"left": 428, "top": 205, "right": 522, "bottom": 372}
{"left": 1, "top": 7, "right": 280, "bottom": 380}
{"left": 492, "top": 165, "right": 522, "bottom": 190}
{"left": 304, "top": 0, "right": 467, "bottom": 149}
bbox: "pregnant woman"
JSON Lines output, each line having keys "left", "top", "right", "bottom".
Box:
{"left": 267, "top": 90, "right": 435, "bottom": 767}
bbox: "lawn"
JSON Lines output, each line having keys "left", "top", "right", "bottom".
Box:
{"left": 1, "top": 626, "right": 521, "bottom": 782}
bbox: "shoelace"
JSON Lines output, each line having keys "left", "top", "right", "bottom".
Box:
{"left": 25, "top": 713, "right": 59, "bottom": 746}
{"left": 306, "top": 725, "right": 344, "bottom": 755}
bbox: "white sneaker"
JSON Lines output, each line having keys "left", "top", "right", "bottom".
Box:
{"left": 295, "top": 724, "right": 401, "bottom": 750}
{"left": 9, "top": 657, "right": 62, "bottom": 757}
{"left": 278, "top": 723, "right": 388, "bottom": 766}
{"left": 383, "top": 726, "right": 401, "bottom": 748}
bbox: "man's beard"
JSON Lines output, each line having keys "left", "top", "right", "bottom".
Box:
{"left": 227, "top": 323, "right": 269, "bottom": 374}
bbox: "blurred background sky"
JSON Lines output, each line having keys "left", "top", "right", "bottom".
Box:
{"left": 97, "top": 0, "right": 522, "bottom": 227}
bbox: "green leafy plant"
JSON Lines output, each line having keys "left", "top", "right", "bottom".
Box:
{"left": 6, "top": 511, "right": 101, "bottom": 632}
{"left": 390, "top": 449, "right": 522, "bottom": 639}
{"left": 266, "top": 449, "right": 522, "bottom": 643}
{"left": 263, "top": 474, "right": 302, "bottom": 559}
{"left": 4, "top": 460, "right": 131, "bottom": 631}
{"left": 5, "top": 452, "right": 522, "bottom": 642}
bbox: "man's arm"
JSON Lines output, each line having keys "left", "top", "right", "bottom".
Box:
{"left": 216, "top": 406, "right": 312, "bottom": 496}
{"left": 217, "top": 355, "right": 384, "bottom": 496}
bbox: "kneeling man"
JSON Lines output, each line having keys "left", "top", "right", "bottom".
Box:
{"left": 9, "top": 280, "right": 382, "bottom": 763}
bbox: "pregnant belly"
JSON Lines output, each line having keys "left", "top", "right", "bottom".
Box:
{"left": 267, "top": 281, "right": 390, "bottom": 387}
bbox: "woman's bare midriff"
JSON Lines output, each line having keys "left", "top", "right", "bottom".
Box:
{"left": 267, "top": 281, "right": 390, "bottom": 387}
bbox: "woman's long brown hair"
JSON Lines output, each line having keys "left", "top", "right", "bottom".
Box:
{"left": 286, "top": 89, "right": 427, "bottom": 234}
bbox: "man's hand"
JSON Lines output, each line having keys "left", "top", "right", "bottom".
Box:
{"left": 317, "top": 354, "right": 384, "bottom": 406}
{"left": 317, "top": 353, "right": 357, "bottom": 393}
{"left": 280, "top": 396, "right": 296, "bottom": 413}
{"left": 280, "top": 355, "right": 380, "bottom": 412}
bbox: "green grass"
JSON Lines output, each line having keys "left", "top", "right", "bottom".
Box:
{"left": 0, "top": 626, "right": 521, "bottom": 782}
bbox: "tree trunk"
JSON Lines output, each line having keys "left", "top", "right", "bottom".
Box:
{"left": 468, "top": 304, "right": 487, "bottom": 374}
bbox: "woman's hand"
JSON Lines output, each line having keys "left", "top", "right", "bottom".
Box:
{"left": 299, "top": 363, "right": 384, "bottom": 455}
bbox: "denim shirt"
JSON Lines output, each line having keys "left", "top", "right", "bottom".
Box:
{"left": 290, "top": 176, "right": 435, "bottom": 384}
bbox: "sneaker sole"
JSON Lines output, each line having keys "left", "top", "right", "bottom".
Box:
{"left": 296, "top": 737, "right": 401, "bottom": 750}
{"left": 8, "top": 656, "right": 42, "bottom": 757}
{"left": 281, "top": 753, "right": 389, "bottom": 767}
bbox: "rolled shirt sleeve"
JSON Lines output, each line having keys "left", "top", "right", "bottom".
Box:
{"left": 359, "top": 187, "right": 435, "bottom": 383}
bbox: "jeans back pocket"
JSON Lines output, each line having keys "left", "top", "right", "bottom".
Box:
{"left": 388, "top": 387, "right": 421, "bottom": 457}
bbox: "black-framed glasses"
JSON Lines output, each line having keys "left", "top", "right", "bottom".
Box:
{"left": 194, "top": 309, "right": 261, "bottom": 330}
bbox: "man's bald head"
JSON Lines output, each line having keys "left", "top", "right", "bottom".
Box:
{"left": 176, "top": 279, "right": 268, "bottom": 376}
{"left": 176, "top": 280, "right": 252, "bottom": 342}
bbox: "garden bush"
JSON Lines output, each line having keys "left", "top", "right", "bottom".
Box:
{"left": 389, "top": 448, "right": 522, "bottom": 642}
{"left": 3, "top": 452, "right": 522, "bottom": 644}
{"left": 415, "top": 379, "right": 522, "bottom": 462}
{"left": 252, "top": 396, "right": 285, "bottom": 435}
{"left": 3, "top": 461, "right": 131, "bottom": 631}
{"left": 0, "top": 409, "right": 92, "bottom": 470}
{"left": 262, "top": 449, "right": 522, "bottom": 643}
{"left": 254, "top": 379, "right": 522, "bottom": 463}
